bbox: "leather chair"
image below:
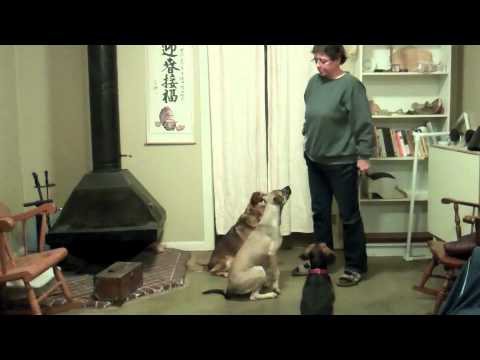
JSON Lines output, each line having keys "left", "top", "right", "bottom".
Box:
{"left": 414, "top": 198, "right": 480, "bottom": 314}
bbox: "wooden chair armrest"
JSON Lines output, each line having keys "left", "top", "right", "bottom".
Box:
{"left": 11, "top": 203, "right": 57, "bottom": 222}
{"left": 442, "top": 198, "right": 480, "bottom": 209}
{"left": 463, "top": 215, "right": 480, "bottom": 225}
{"left": 0, "top": 217, "right": 16, "bottom": 232}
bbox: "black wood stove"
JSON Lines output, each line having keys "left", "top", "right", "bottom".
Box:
{"left": 46, "top": 45, "right": 166, "bottom": 265}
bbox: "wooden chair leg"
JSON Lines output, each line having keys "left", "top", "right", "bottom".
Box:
{"left": 53, "top": 266, "right": 72, "bottom": 302}
{"left": 0, "top": 284, "right": 7, "bottom": 312}
{"left": 433, "top": 285, "right": 447, "bottom": 314}
{"left": 414, "top": 259, "right": 439, "bottom": 296}
{"left": 433, "top": 269, "right": 456, "bottom": 314}
{"left": 24, "top": 282, "right": 42, "bottom": 315}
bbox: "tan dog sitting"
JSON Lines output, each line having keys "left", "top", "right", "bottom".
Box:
{"left": 203, "top": 186, "right": 291, "bottom": 300}
{"left": 206, "top": 192, "right": 266, "bottom": 277}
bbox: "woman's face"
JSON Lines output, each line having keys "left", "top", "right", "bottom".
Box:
{"left": 314, "top": 52, "right": 341, "bottom": 78}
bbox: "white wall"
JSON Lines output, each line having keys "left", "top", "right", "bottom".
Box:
{"left": 0, "top": 45, "right": 91, "bottom": 252}
{"left": 0, "top": 46, "right": 23, "bottom": 216}
{"left": 462, "top": 45, "right": 480, "bottom": 129}
{"left": 14, "top": 45, "right": 91, "bottom": 206}
{"left": 117, "top": 45, "right": 213, "bottom": 249}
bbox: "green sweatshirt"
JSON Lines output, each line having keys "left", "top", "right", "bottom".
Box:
{"left": 303, "top": 72, "right": 374, "bottom": 164}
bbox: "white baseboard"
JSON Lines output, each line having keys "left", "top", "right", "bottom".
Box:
{"left": 163, "top": 241, "right": 214, "bottom": 252}
{"left": 367, "top": 243, "right": 432, "bottom": 259}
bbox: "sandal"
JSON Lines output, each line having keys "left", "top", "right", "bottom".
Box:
{"left": 336, "top": 270, "right": 362, "bottom": 287}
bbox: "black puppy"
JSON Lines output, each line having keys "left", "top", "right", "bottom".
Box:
{"left": 299, "top": 243, "right": 336, "bottom": 315}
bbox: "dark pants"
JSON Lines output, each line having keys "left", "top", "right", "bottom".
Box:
{"left": 305, "top": 155, "right": 368, "bottom": 273}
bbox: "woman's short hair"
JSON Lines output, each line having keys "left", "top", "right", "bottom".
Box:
{"left": 311, "top": 45, "right": 347, "bottom": 65}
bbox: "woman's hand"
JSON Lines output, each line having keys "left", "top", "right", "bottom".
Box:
{"left": 357, "top": 159, "right": 370, "bottom": 174}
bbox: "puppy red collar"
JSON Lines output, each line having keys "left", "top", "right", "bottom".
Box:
{"left": 309, "top": 269, "right": 329, "bottom": 275}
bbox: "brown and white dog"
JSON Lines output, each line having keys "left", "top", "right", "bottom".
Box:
{"left": 203, "top": 186, "right": 291, "bottom": 300}
{"left": 205, "top": 191, "right": 266, "bottom": 277}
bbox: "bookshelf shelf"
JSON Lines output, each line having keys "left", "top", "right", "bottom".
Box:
{"left": 360, "top": 198, "right": 428, "bottom": 204}
{"left": 363, "top": 72, "right": 448, "bottom": 77}
{"left": 372, "top": 115, "right": 447, "bottom": 120}
{"left": 370, "top": 157, "right": 426, "bottom": 161}
{"left": 360, "top": 199, "right": 428, "bottom": 205}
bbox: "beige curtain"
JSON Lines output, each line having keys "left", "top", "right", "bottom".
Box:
{"left": 207, "top": 45, "right": 267, "bottom": 234}
{"left": 267, "top": 45, "right": 317, "bottom": 235}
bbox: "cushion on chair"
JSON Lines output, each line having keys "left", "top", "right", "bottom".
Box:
{"left": 428, "top": 239, "right": 466, "bottom": 268}
{"left": 0, "top": 247, "right": 68, "bottom": 283}
{"left": 444, "top": 233, "right": 478, "bottom": 260}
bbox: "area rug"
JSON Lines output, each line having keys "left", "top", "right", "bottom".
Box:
{"left": 1, "top": 247, "right": 190, "bottom": 313}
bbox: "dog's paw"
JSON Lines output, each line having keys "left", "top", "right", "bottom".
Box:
{"left": 273, "top": 287, "right": 281, "bottom": 295}
{"left": 250, "top": 291, "right": 279, "bottom": 300}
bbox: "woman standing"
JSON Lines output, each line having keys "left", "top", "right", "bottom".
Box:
{"left": 292, "top": 45, "right": 374, "bottom": 287}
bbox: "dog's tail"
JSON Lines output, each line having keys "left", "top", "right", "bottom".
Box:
{"left": 202, "top": 289, "right": 230, "bottom": 299}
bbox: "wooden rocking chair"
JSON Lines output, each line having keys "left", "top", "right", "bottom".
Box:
{"left": 414, "top": 198, "right": 480, "bottom": 314}
{"left": 0, "top": 202, "right": 73, "bottom": 315}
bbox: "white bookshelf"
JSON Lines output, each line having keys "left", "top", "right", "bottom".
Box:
{"left": 363, "top": 72, "right": 449, "bottom": 77}
{"left": 357, "top": 45, "right": 452, "bottom": 244}
{"left": 372, "top": 115, "right": 448, "bottom": 119}
{"left": 360, "top": 198, "right": 428, "bottom": 203}
{"left": 370, "top": 157, "right": 426, "bottom": 161}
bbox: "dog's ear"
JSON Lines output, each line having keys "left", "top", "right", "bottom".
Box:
{"left": 318, "top": 243, "right": 336, "bottom": 265}
{"left": 299, "top": 243, "right": 315, "bottom": 261}
{"left": 250, "top": 192, "right": 265, "bottom": 206}
{"left": 326, "top": 252, "right": 336, "bottom": 265}
{"left": 244, "top": 192, "right": 266, "bottom": 224}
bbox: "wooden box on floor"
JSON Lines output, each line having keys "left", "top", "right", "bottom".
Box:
{"left": 94, "top": 262, "right": 143, "bottom": 303}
